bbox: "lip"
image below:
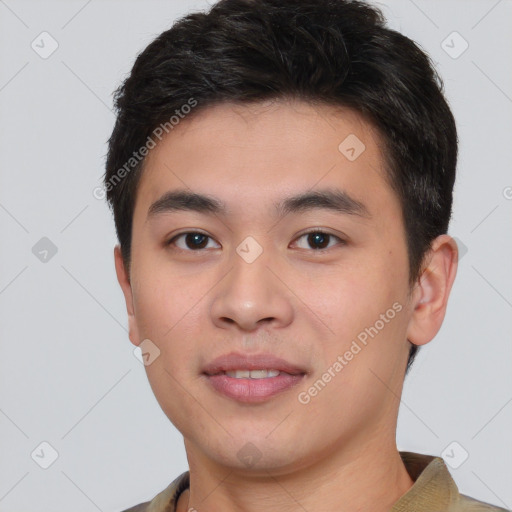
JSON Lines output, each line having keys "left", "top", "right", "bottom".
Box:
{"left": 202, "top": 352, "right": 307, "bottom": 403}
{"left": 202, "top": 352, "right": 307, "bottom": 376}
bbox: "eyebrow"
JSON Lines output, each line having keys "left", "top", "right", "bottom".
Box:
{"left": 146, "top": 187, "right": 370, "bottom": 220}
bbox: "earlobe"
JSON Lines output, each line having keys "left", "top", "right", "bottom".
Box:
{"left": 406, "top": 235, "right": 458, "bottom": 347}
{"left": 114, "top": 245, "right": 141, "bottom": 346}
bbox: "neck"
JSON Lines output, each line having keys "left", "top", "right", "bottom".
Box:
{"left": 177, "top": 434, "right": 414, "bottom": 512}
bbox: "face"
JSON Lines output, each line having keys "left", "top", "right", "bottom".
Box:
{"left": 116, "top": 100, "right": 420, "bottom": 475}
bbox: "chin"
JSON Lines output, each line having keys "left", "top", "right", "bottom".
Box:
{"left": 198, "top": 435, "right": 310, "bottom": 476}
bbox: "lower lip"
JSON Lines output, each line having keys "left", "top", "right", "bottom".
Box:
{"left": 205, "top": 373, "right": 305, "bottom": 403}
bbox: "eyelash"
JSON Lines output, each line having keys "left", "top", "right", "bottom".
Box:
{"left": 166, "top": 229, "right": 346, "bottom": 252}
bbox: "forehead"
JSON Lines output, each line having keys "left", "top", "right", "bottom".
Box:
{"left": 134, "top": 99, "right": 394, "bottom": 219}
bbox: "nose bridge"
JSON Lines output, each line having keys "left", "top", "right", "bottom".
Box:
{"left": 210, "top": 240, "right": 293, "bottom": 330}
{"left": 231, "top": 243, "right": 272, "bottom": 300}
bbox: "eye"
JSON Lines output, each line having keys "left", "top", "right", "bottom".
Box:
{"left": 293, "top": 230, "right": 345, "bottom": 251}
{"left": 167, "top": 232, "right": 220, "bottom": 251}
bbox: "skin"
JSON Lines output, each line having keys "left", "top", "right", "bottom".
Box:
{"left": 114, "top": 99, "right": 458, "bottom": 512}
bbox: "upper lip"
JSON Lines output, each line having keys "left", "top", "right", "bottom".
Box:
{"left": 202, "top": 352, "right": 307, "bottom": 376}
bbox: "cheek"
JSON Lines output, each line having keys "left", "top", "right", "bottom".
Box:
{"left": 309, "top": 254, "right": 409, "bottom": 362}
{"left": 131, "top": 256, "right": 205, "bottom": 338}
{"left": 307, "top": 265, "right": 394, "bottom": 335}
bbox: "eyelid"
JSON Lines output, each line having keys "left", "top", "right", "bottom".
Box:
{"left": 166, "top": 228, "right": 347, "bottom": 252}
{"left": 291, "top": 228, "right": 347, "bottom": 250}
{"left": 296, "top": 227, "right": 346, "bottom": 239}
{"left": 166, "top": 230, "right": 221, "bottom": 250}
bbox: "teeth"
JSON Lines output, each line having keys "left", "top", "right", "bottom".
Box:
{"left": 225, "top": 369, "right": 281, "bottom": 379}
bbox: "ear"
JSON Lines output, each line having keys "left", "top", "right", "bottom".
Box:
{"left": 114, "top": 245, "right": 141, "bottom": 347}
{"left": 406, "top": 234, "right": 458, "bottom": 347}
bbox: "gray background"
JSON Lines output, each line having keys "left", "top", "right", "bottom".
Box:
{"left": 0, "top": 0, "right": 511, "bottom": 511}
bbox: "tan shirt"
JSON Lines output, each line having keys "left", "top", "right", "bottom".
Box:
{"left": 123, "top": 452, "right": 509, "bottom": 512}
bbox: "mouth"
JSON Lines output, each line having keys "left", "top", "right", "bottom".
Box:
{"left": 202, "top": 352, "right": 307, "bottom": 376}
{"left": 215, "top": 369, "right": 290, "bottom": 378}
{"left": 202, "top": 352, "right": 307, "bottom": 403}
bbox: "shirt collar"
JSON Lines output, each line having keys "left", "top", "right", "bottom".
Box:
{"left": 392, "top": 451, "right": 459, "bottom": 511}
{"left": 155, "top": 451, "right": 459, "bottom": 512}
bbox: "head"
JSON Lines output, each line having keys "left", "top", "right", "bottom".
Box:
{"left": 105, "top": 0, "right": 458, "bottom": 474}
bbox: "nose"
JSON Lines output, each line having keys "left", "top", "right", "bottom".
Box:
{"left": 210, "top": 249, "right": 294, "bottom": 332}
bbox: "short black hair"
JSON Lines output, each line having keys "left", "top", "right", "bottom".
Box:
{"left": 104, "top": 0, "right": 458, "bottom": 370}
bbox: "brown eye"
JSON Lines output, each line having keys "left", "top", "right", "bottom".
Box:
{"left": 168, "top": 232, "right": 220, "bottom": 251}
{"left": 307, "top": 232, "right": 330, "bottom": 249}
{"left": 294, "top": 231, "right": 344, "bottom": 250}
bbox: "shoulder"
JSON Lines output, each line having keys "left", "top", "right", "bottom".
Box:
{"left": 119, "top": 471, "right": 190, "bottom": 512}
{"left": 455, "top": 493, "right": 510, "bottom": 511}
{"left": 121, "top": 503, "right": 150, "bottom": 512}
{"left": 395, "top": 452, "right": 509, "bottom": 512}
